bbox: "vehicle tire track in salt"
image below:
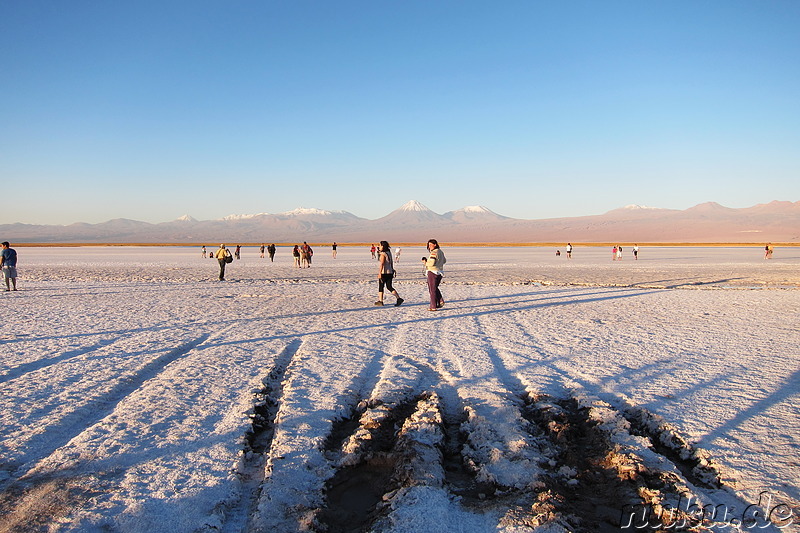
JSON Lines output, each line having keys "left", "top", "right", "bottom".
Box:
{"left": 242, "top": 345, "right": 404, "bottom": 533}
{"left": 316, "top": 392, "right": 442, "bottom": 533}
{"left": 315, "top": 344, "right": 528, "bottom": 532}
{"left": 363, "top": 349, "right": 498, "bottom": 513}
{"left": 515, "top": 392, "right": 771, "bottom": 532}
{"left": 617, "top": 402, "right": 725, "bottom": 490}
{"left": 221, "top": 338, "right": 302, "bottom": 533}
{"left": 0, "top": 333, "right": 210, "bottom": 490}
{"left": 0, "top": 339, "right": 116, "bottom": 385}
{"left": 521, "top": 393, "right": 644, "bottom": 531}
{"left": 308, "top": 348, "right": 442, "bottom": 532}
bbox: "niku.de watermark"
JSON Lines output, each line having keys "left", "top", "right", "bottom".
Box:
{"left": 620, "top": 491, "right": 796, "bottom": 529}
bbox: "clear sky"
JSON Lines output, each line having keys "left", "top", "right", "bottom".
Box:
{"left": 2, "top": 1, "right": 799, "bottom": 225}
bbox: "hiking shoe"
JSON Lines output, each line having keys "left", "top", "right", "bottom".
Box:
{"left": 374, "top": 301, "right": 384, "bottom": 306}
{"left": 394, "top": 298, "right": 404, "bottom": 307}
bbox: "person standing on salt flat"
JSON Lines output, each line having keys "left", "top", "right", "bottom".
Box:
{"left": 1, "top": 241, "right": 18, "bottom": 291}
{"left": 214, "top": 244, "right": 232, "bottom": 281}
{"left": 422, "top": 239, "right": 446, "bottom": 311}
{"left": 374, "top": 240, "right": 403, "bottom": 307}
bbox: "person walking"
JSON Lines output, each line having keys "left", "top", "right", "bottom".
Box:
{"left": 566, "top": 243, "right": 572, "bottom": 259}
{"left": 422, "top": 239, "right": 446, "bottom": 311}
{"left": 202, "top": 246, "right": 207, "bottom": 258}
{"left": 215, "top": 244, "right": 232, "bottom": 281}
{"left": 1, "top": 241, "right": 18, "bottom": 291}
{"left": 292, "top": 245, "right": 301, "bottom": 268}
{"left": 235, "top": 245, "right": 241, "bottom": 260}
{"left": 268, "top": 244, "right": 276, "bottom": 262}
{"left": 301, "top": 242, "right": 313, "bottom": 267}
{"left": 260, "top": 244, "right": 265, "bottom": 258}
{"left": 633, "top": 244, "right": 639, "bottom": 260}
{"left": 375, "top": 241, "right": 403, "bottom": 307}
{"left": 332, "top": 242, "right": 338, "bottom": 259}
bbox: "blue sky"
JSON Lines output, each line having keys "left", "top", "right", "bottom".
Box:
{"left": 2, "top": 1, "right": 799, "bottom": 225}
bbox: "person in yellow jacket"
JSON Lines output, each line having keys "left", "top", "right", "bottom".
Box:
{"left": 215, "top": 244, "right": 232, "bottom": 281}
{"left": 422, "top": 239, "right": 446, "bottom": 311}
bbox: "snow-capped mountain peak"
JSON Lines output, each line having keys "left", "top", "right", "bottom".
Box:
{"left": 445, "top": 205, "right": 507, "bottom": 221}
{"left": 398, "top": 200, "right": 433, "bottom": 212}
{"left": 622, "top": 204, "right": 658, "bottom": 210}
{"left": 283, "top": 207, "right": 333, "bottom": 217}
{"left": 462, "top": 205, "right": 495, "bottom": 214}
{"left": 221, "top": 213, "right": 269, "bottom": 221}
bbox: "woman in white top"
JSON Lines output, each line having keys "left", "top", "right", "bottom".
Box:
{"left": 422, "top": 239, "right": 446, "bottom": 311}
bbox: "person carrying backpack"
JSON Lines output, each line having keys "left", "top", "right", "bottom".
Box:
{"left": 215, "top": 244, "right": 232, "bottom": 281}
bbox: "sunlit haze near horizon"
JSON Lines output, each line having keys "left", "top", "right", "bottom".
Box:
{"left": 1, "top": 1, "right": 799, "bottom": 225}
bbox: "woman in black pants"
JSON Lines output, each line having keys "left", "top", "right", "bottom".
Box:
{"left": 375, "top": 241, "right": 403, "bottom": 307}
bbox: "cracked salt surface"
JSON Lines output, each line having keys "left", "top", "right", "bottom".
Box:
{"left": 0, "top": 246, "right": 797, "bottom": 532}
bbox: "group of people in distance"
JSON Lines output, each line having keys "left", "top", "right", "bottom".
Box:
{"left": 609, "top": 244, "right": 640, "bottom": 260}
{"left": 370, "top": 243, "right": 401, "bottom": 262}
{"left": 206, "top": 239, "right": 448, "bottom": 312}
{"left": 292, "top": 242, "right": 314, "bottom": 268}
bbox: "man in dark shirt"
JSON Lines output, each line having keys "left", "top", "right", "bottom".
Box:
{"left": 1, "top": 241, "right": 18, "bottom": 291}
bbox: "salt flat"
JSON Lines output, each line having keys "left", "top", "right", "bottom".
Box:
{"left": 0, "top": 245, "right": 797, "bottom": 532}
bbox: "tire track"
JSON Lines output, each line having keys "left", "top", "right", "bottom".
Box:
{"left": 316, "top": 392, "right": 442, "bottom": 532}
{"left": 0, "top": 334, "right": 209, "bottom": 492}
{"left": 311, "top": 351, "right": 446, "bottom": 532}
{"left": 0, "top": 339, "right": 116, "bottom": 385}
{"left": 245, "top": 346, "right": 400, "bottom": 532}
{"left": 233, "top": 347, "right": 776, "bottom": 532}
{"left": 220, "top": 338, "right": 302, "bottom": 533}
{"left": 516, "top": 391, "right": 777, "bottom": 532}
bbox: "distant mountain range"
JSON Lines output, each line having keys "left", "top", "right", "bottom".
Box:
{"left": 2, "top": 200, "right": 798, "bottom": 244}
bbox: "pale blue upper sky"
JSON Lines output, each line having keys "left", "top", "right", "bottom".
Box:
{"left": 2, "top": 1, "right": 799, "bottom": 224}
